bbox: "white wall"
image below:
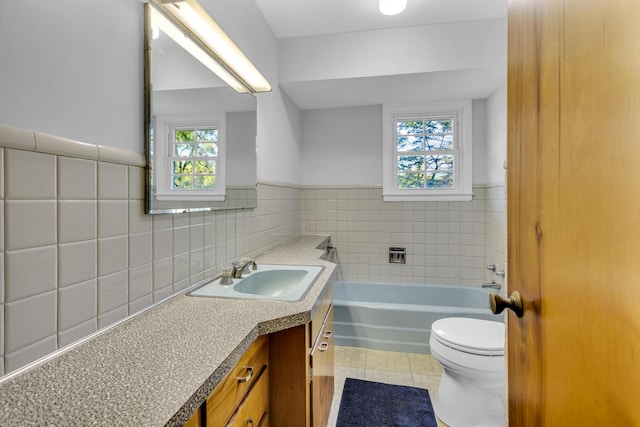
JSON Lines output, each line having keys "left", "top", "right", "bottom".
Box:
{"left": 472, "top": 99, "right": 488, "bottom": 184}
{"left": 208, "top": 0, "right": 304, "bottom": 185}
{"left": 0, "top": 0, "right": 303, "bottom": 186}
{"left": 256, "top": 87, "right": 303, "bottom": 184}
{"left": 299, "top": 102, "right": 489, "bottom": 186}
{"left": 300, "top": 105, "right": 382, "bottom": 186}
{"left": 0, "top": 0, "right": 143, "bottom": 151}
{"left": 485, "top": 82, "right": 507, "bottom": 184}
{"left": 227, "top": 111, "right": 257, "bottom": 186}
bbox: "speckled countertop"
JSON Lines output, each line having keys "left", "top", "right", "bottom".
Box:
{"left": 0, "top": 235, "right": 336, "bottom": 426}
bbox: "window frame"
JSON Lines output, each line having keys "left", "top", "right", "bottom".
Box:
{"left": 154, "top": 117, "right": 226, "bottom": 201}
{"left": 382, "top": 100, "right": 473, "bottom": 201}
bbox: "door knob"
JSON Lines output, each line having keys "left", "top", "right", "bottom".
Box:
{"left": 489, "top": 291, "right": 524, "bottom": 318}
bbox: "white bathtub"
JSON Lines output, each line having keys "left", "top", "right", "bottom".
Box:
{"left": 333, "top": 281, "right": 502, "bottom": 354}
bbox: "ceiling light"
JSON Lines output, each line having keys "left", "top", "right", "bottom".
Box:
{"left": 150, "top": 0, "right": 271, "bottom": 93}
{"left": 149, "top": 5, "right": 249, "bottom": 93}
{"left": 379, "top": 0, "right": 407, "bottom": 16}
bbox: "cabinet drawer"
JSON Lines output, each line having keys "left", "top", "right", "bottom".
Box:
{"left": 228, "top": 367, "right": 269, "bottom": 427}
{"left": 207, "top": 335, "right": 269, "bottom": 427}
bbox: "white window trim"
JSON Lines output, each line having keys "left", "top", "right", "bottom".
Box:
{"left": 382, "top": 100, "right": 473, "bottom": 201}
{"left": 154, "top": 115, "right": 226, "bottom": 201}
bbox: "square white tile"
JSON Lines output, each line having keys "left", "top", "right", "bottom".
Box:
{"left": 189, "top": 224, "right": 203, "bottom": 250}
{"left": 5, "top": 336, "right": 57, "bottom": 374}
{"left": 0, "top": 304, "right": 3, "bottom": 359}
{"left": 129, "top": 232, "right": 152, "bottom": 268}
{"left": 152, "top": 214, "right": 173, "bottom": 231}
{"left": 97, "top": 271, "right": 128, "bottom": 315}
{"left": 153, "top": 228, "right": 173, "bottom": 261}
{"left": 173, "top": 252, "right": 190, "bottom": 283}
{"left": 0, "top": 148, "right": 4, "bottom": 199}
{"left": 97, "top": 236, "right": 128, "bottom": 277}
{"left": 57, "top": 157, "right": 97, "bottom": 200}
{"left": 153, "top": 285, "right": 173, "bottom": 303}
{"left": 5, "top": 246, "right": 56, "bottom": 302}
{"left": 58, "top": 240, "right": 97, "bottom": 287}
{"left": 58, "top": 200, "right": 97, "bottom": 243}
{"left": 153, "top": 257, "right": 173, "bottom": 291}
{"left": 5, "top": 291, "right": 57, "bottom": 353}
{"left": 97, "top": 162, "right": 128, "bottom": 200}
{"left": 5, "top": 149, "right": 56, "bottom": 199}
{"left": 129, "top": 263, "right": 152, "bottom": 302}
{"left": 97, "top": 306, "right": 128, "bottom": 330}
{"left": 98, "top": 200, "right": 128, "bottom": 238}
{"left": 58, "top": 319, "right": 97, "bottom": 349}
{"left": 128, "top": 166, "right": 145, "bottom": 201}
{"left": 58, "top": 279, "right": 97, "bottom": 331}
{"left": 129, "top": 294, "right": 153, "bottom": 316}
{"left": 5, "top": 200, "right": 56, "bottom": 250}
{"left": 190, "top": 248, "right": 203, "bottom": 277}
{"left": 129, "top": 200, "right": 152, "bottom": 234}
{"left": 173, "top": 226, "right": 190, "bottom": 255}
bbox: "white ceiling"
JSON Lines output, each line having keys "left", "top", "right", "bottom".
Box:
{"left": 252, "top": 0, "right": 507, "bottom": 110}
{"left": 253, "top": 0, "right": 507, "bottom": 39}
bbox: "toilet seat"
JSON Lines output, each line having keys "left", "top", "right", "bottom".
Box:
{"left": 431, "top": 317, "right": 505, "bottom": 356}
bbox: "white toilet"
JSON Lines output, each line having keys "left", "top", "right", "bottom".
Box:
{"left": 429, "top": 317, "right": 506, "bottom": 427}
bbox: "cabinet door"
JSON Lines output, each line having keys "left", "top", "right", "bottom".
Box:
{"left": 310, "top": 304, "right": 334, "bottom": 427}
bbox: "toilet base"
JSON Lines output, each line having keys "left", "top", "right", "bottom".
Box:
{"left": 434, "top": 369, "right": 505, "bottom": 427}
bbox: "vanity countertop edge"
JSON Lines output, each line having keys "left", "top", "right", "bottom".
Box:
{"left": 0, "top": 234, "right": 336, "bottom": 427}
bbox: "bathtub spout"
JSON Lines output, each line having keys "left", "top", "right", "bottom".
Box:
{"left": 482, "top": 281, "right": 501, "bottom": 290}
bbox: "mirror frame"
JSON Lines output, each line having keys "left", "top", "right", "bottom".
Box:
{"left": 143, "top": 3, "right": 257, "bottom": 214}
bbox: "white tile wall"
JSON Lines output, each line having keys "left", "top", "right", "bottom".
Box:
{"left": 301, "top": 186, "right": 489, "bottom": 285}
{"left": 0, "top": 126, "right": 505, "bottom": 375}
{"left": 484, "top": 185, "right": 506, "bottom": 289}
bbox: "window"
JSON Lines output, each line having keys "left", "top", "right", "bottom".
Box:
{"left": 154, "top": 119, "right": 226, "bottom": 201}
{"left": 382, "top": 101, "right": 472, "bottom": 201}
{"left": 171, "top": 126, "right": 218, "bottom": 190}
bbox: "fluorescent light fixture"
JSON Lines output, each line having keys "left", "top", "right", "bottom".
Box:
{"left": 379, "top": 0, "right": 407, "bottom": 16}
{"left": 150, "top": 0, "right": 271, "bottom": 93}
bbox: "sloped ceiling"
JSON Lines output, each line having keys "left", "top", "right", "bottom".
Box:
{"left": 253, "top": 0, "right": 507, "bottom": 110}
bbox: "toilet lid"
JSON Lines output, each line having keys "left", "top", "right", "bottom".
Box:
{"left": 431, "top": 317, "right": 505, "bottom": 356}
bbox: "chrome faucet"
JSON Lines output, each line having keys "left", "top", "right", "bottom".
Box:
{"left": 482, "top": 280, "right": 501, "bottom": 290}
{"left": 232, "top": 259, "right": 257, "bottom": 278}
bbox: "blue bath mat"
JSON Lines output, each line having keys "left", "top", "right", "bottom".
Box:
{"left": 336, "top": 378, "right": 437, "bottom": 427}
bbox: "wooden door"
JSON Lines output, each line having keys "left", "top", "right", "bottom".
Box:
{"left": 507, "top": 0, "right": 640, "bottom": 425}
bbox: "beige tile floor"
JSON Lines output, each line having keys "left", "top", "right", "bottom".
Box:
{"left": 328, "top": 346, "right": 448, "bottom": 427}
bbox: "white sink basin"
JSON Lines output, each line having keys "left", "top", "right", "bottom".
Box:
{"left": 188, "top": 264, "right": 324, "bottom": 301}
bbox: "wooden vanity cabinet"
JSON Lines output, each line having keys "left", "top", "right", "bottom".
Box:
{"left": 191, "top": 281, "right": 334, "bottom": 427}
{"left": 269, "top": 284, "right": 335, "bottom": 427}
{"left": 206, "top": 335, "right": 269, "bottom": 427}
{"left": 184, "top": 407, "right": 201, "bottom": 427}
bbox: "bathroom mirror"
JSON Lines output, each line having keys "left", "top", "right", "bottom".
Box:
{"left": 144, "top": 4, "right": 257, "bottom": 214}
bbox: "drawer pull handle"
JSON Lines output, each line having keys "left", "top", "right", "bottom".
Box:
{"left": 319, "top": 342, "right": 329, "bottom": 352}
{"left": 236, "top": 366, "right": 253, "bottom": 382}
{"left": 247, "top": 418, "right": 254, "bottom": 426}
{"left": 323, "top": 330, "right": 333, "bottom": 338}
